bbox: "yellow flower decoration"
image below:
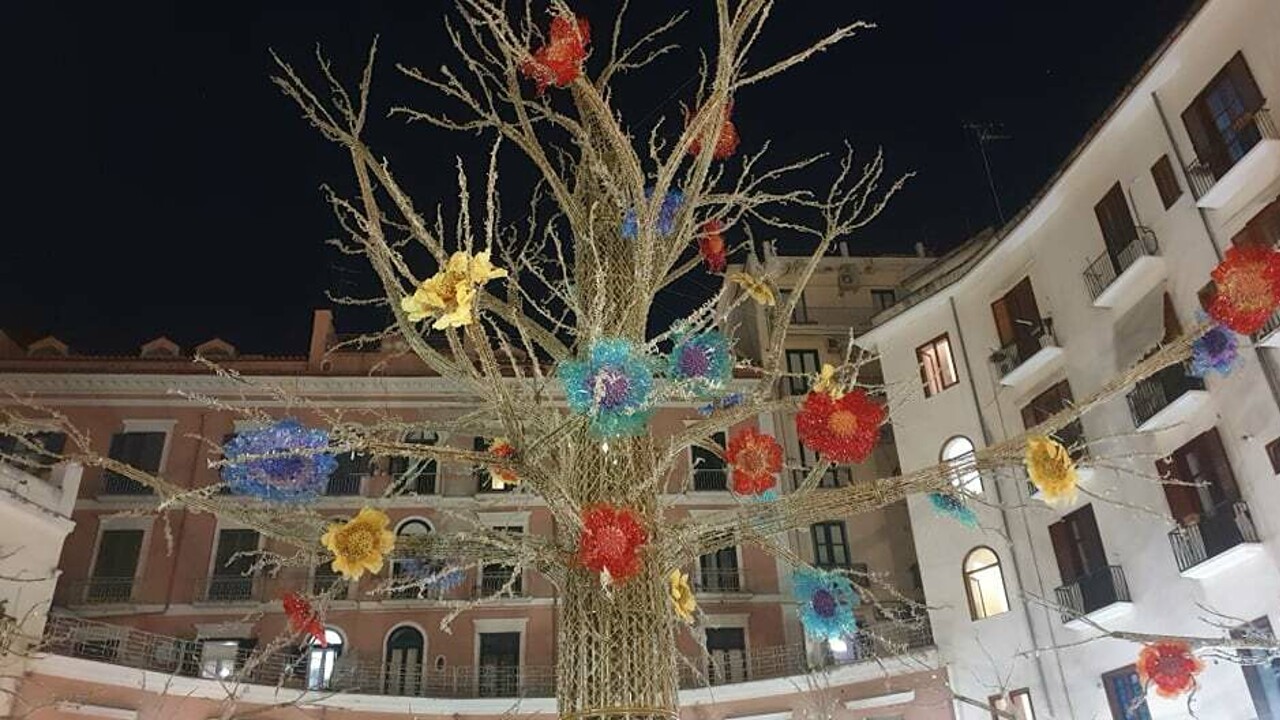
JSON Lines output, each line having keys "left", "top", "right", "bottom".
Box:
{"left": 321, "top": 507, "right": 396, "bottom": 580}
{"left": 400, "top": 251, "right": 508, "bottom": 329}
{"left": 728, "top": 271, "right": 776, "bottom": 306}
{"left": 1025, "top": 435, "right": 1079, "bottom": 507}
{"left": 668, "top": 569, "right": 697, "bottom": 623}
{"left": 812, "top": 363, "right": 845, "bottom": 399}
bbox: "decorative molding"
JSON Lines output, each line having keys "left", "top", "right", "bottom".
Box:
{"left": 843, "top": 690, "right": 916, "bottom": 710}
{"left": 54, "top": 702, "right": 139, "bottom": 720}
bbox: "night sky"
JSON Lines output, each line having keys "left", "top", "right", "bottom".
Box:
{"left": 5, "top": 1, "right": 1196, "bottom": 355}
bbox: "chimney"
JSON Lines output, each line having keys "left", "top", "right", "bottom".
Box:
{"left": 839, "top": 242, "right": 850, "bottom": 257}
{"left": 914, "top": 241, "right": 927, "bottom": 258}
{"left": 308, "top": 309, "right": 335, "bottom": 371}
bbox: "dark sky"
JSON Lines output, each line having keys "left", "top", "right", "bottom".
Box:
{"left": 5, "top": 1, "right": 1195, "bottom": 355}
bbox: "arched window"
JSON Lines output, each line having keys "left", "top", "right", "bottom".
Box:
{"left": 963, "top": 547, "right": 1010, "bottom": 620}
{"left": 384, "top": 626, "right": 425, "bottom": 695}
{"left": 390, "top": 520, "right": 434, "bottom": 599}
{"left": 307, "top": 628, "right": 344, "bottom": 690}
{"left": 941, "top": 436, "right": 982, "bottom": 494}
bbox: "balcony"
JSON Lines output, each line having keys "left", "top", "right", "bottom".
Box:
{"left": 990, "top": 319, "right": 1064, "bottom": 390}
{"left": 692, "top": 467, "right": 729, "bottom": 492}
{"left": 695, "top": 568, "right": 747, "bottom": 594}
{"left": 1053, "top": 565, "right": 1133, "bottom": 629}
{"left": 1253, "top": 310, "right": 1280, "bottom": 348}
{"left": 1082, "top": 228, "right": 1166, "bottom": 312}
{"left": 1168, "top": 500, "right": 1263, "bottom": 579}
{"left": 1189, "top": 108, "right": 1280, "bottom": 211}
{"left": 785, "top": 306, "right": 878, "bottom": 333}
{"left": 476, "top": 569, "right": 523, "bottom": 598}
{"left": 194, "top": 575, "right": 260, "bottom": 603}
{"left": 790, "top": 466, "right": 853, "bottom": 490}
{"left": 324, "top": 473, "right": 364, "bottom": 496}
{"left": 1126, "top": 363, "right": 1208, "bottom": 431}
{"left": 65, "top": 577, "right": 139, "bottom": 606}
{"left": 100, "top": 472, "right": 154, "bottom": 496}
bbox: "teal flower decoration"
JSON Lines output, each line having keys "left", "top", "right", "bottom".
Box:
{"left": 668, "top": 331, "right": 733, "bottom": 397}
{"left": 559, "top": 338, "right": 655, "bottom": 437}
{"left": 928, "top": 492, "right": 978, "bottom": 528}
{"left": 793, "top": 567, "right": 860, "bottom": 641}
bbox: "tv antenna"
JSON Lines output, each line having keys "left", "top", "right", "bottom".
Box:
{"left": 964, "top": 121, "right": 1012, "bottom": 225}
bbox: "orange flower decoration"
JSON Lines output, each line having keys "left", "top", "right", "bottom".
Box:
{"left": 725, "top": 428, "right": 783, "bottom": 495}
{"left": 1207, "top": 244, "right": 1280, "bottom": 334}
{"left": 1136, "top": 640, "right": 1203, "bottom": 699}
{"left": 795, "top": 388, "right": 886, "bottom": 464}
{"left": 577, "top": 504, "right": 647, "bottom": 585}
{"left": 282, "top": 592, "right": 326, "bottom": 646}
{"left": 520, "top": 15, "right": 590, "bottom": 94}
{"left": 688, "top": 102, "right": 740, "bottom": 160}
{"left": 698, "top": 220, "right": 727, "bottom": 273}
{"left": 488, "top": 437, "right": 519, "bottom": 487}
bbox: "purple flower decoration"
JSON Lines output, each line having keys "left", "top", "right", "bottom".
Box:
{"left": 1189, "top": 324, "right": 1239, "bottom": 378}
{"left": 792, "top": 567, "right": 859, "bottom": 641}
{"left": 559, "top": 338, "right": 655, "bottom": 436}
{"left": 622, "top": 188, "right": 684, "bottom": 239}
{"left": 220, "top": 419, "right": 337, "bottom": 502}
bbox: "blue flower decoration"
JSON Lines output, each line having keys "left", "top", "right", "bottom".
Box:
{"left": 697, "top": 392, "right": 744, "bottom": 417}
{"left": 622, "top": 188, "right": 684, "bottom": 240}
{"left": 1190, "top": 323, "right": 1239, "bottom": 378}
{"left": 221, "top": 419, "right": 337, "bottom": 502}
{"left": 668, "top": 331, "right": 733, "bottom": 397}
{"left": 793, "top": 567, "right": 860, "bottom": 641}
{"left": 559, "top": 338, "right": 655, "bottom": 437}
{"left": 927, "top": 492, "right": 978, "bottom": 528}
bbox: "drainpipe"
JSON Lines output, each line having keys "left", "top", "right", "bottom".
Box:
{"left": 1151, "top": 90, "right": 1280, "bottom": 414}
{"left": 948, "top": 298, "right": 1072, "bottom": 719}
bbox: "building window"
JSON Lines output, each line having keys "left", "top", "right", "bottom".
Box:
{"left": 779, "top": 289, "right": 811, "bottom": 323}
{"left": 989, "top": 688, "right": 1036, "bottom": 719}
{"left": 1233, "top": 616, "right": 1280, "bottom": 719}
{"left": 991, "top": 278, "right": 1046, "bottom": 367}
{"left": 785, "top": 349, "right": 821, "bottom": 395}
{"left": 1021, "top": 380, "right": 1087, "bottom": 461}
{"left": 478, "top": 631, "right": 521, "bottom": 697}
{"left": 88, "top": 529, "right": 143, "bottom": 603}
{"left": 208, "top": 528, "right": 259, "bottom": 601}
{"left": 481, "top": 527, "right": 523, "bottom": 596}
{"left": 385, "top": 626, "right": 425, "bottom": 695}
{"left": 1151, "top": 155, "right": 1182, "bottom": 209}
{"left": 870, "top": 288, "right": 897, "bottom": 311}
{"left": 327, "top": 451, "right": 368, "bottom": 496}
{"left": 475, "top": 436, "right": 515, "bottom": 492}
{"left": 307, "top": 628, "right": 344, "bottom": 690}
{"left": 691, "top": 431, "right": 727, "bottom": 491}
{"left": 1181, "top": 52, "right": 1267, "bottom": 181}
{"left": 200, "top": 640, "right": 243, "bottom": 680}
{"left": 389, "top": 430, "right": 438, "bottom": 495}
{"left": 1094, "top": 182, "right": 1142, "bottom": 269}
{"left": 917, "top": 334, "right": 959, "bottom": 397}
{"left": 1156, "top": 427, "right": 1240, "bottom": 525}
{"left": 1102, "top": 665, "right": 1151, "bottom": 720}
{"left": 963, "top": 547, "right": 1009, "bottom": 620}
{"left": 941, "top": 436, "right": 981, "bottom": 494}
{"left": 390, "top": 520, "right": 434, "bottom": 598}
{"left": 705, "top": 627, "right": 748, "bottom": 685}
{"left": 811, "top": 521, "right": 851, "bottom": 569}
{"left": 102, "top": 431, "right": 165, "bottom": 495}
{"left": 698, "top": 546, "right": 740, "bottom": 592}
{"left": 1232, "top": 198, "right": 1280, "bottom": 249}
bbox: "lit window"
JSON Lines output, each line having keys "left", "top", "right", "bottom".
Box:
{"left": 941, "top": 436, "right": 982, "bottom": 494}
{"left": 200, "top": 640, "right": 241, "bottom": 680}
{"left": 307, "top": 628, "right": 344, "bottom": 690}
{"left": 963, "top": 547, "right": 1009, "bottom": 620}
{"left": 990, "top": 688, "right": 1036, "bottom": 719}
{"left": 917, "top": 334, "right": 959, "bottom": 397}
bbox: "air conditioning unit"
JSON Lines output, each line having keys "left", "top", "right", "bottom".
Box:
{"left": 826, "top": 337, "right": 843, "bottom": 353}
{"left": 837, "top": 264, "right": 859, "bottom": 293}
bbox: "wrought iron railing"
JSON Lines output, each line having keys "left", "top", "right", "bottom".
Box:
{"left": 692, "top": 467, "right": 728, "bottom": 491}
{"left": 195, "top": 575, "right": 261, "bottom": 603}
{"left": 1082, "top": 227, "right": 1160, "bottom": 301}
{"left": 990, "top": 318, "right": 1057, "bottom": 378}
{"left": 65, "top": 577, "right": 138, "bottom": 605}
{"left": 1253, "top": 310, "right": 1280, "bottom": 344}
{"left": 790, "top": 467, "right": 853, "bottom": 489}
{"left": 476, "top": 569, "right": 523, "bottom": 597}
{"left": 695, "top": 568, "right": 746, "bottom": 594}
{"left": 101, "top": 472, "right": 154, "bottom": 496}
{"left": 324, "top": 473, "right": 364, "bottom": 496}
{"left": 1186, "top": 107, "right": 1279, "bottom": 198}
{"left": 1168, "top": 501, "right": 1260, "bottom": 573}
{"left": 1053, "top": 565, "right": 1131, "bottom": 624}
{"left": 1127, "top": 363, "right": 1205, "bottom": 428}
{"left": 41, "top": 615, "right": 932, "bottom": 698}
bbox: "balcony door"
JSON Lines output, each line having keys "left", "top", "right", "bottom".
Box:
{"left": 1157, "top": 428, "right": 1241, "bottom": 525}
{"left": 991, "top": 278, "right": 1042, "bottom": 362}
{"left": 1182, "top": 52, "right": 1266, "bottom": 178}
{"left": 1049, "top": 505, "right": 1112, "bottom": 614}
{"left": 478, "top": 632, "right": 520, "bottom": 697}
{"left": 210, "top": 529, "right": 259, "bottom": 601}
{"left": 90, "top": 529, "right": 143, "bottom": 602}
{"left": 691, "top": 431, "right": 727, "bottom": 490}
{"left": 698, "top": 546, "right": 740, "bottom": 592}
{"left": 705, "top": 627, "right": 748, "bottom": 685}
{"left": 481, "top": 526, "right": 523, "bottom": 596}
{"left": 1094, "top": 183, "right": 1139, "bottom": 272}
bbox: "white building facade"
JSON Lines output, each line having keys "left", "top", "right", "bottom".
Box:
{"left": 860, "top": 0, "right": 1280, "bottom": 717}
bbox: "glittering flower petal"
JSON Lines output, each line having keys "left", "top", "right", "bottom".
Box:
{"left": 221, "top": 419, "right": 337, "bottom": 502}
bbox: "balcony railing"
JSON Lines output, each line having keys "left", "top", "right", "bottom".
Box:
{"left": 1126, "top": 363, "right": 1205, "bottom": 429}
{"left": 477, "top": 569, "right": 523, "bottom": 597}
{"left": 1082, "top": 227, "right": 1159, "bottom": 301}
{"left": 695, "top": 568, "right": 746, "bottom": 594}
{"left": 990, "top": 319, "right": 1057, "bottom": 378}
{"left": 195, "top": 575, "right": 260, "bottom": 603}
{"left": 692, "top": 467, "right": 728, "bottom": 491}
{"left": 786, "top": 306, "right": 878, "bottom": 330}
{"left": 790, "top": 467, "right": 853, "bottom": 489}
{"left": 101, "top": 472, "right": 154, "bottom": 496}
{"left": 1253, "top": 310, "right": 1280, "bottom": 344}
{"left": 1168, "top": 500, "right": 1260, "bottom": 574}
{"left": 41, "top": 615, "right": 932, "bottom": 699}
{"left": 324, "top": 473, "right": 364, "bottom": 496}
{"left": 1053, "top": 565, "right": 1131, "bottom": 624}
{"left": 65, "top": 577, "right": 138, "bottom": 605}
{"left": 1186, "top": 107, "right": 1279, "bottom": 199}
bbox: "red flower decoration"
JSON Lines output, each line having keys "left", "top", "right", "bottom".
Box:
{"left": 282, "top": 592, "right": 326, "bottom": 646}
{"left": 725, "top": 428, "right": 783, "bottom": 495}
{"left": 577, "top": 504, "right": 647, "bottom": 584}
{"left": 1207, "top": 245, "right": 1280, "bottom": 334}
{"left": 688, "top": 102, "right": 740, "bottom": 160}
{"left": 698, "top": 220, "right": 727, "bottom": 273}
{"left": 488, "top": 438, "right": 519, "bottom": 486}
{"left": 520, "top": 15, "right": 590, "bottom": 94}
{"left": 1136, "top": 640, "right": 1203, "bottom": 699}
{"left": 795, "top": 388, "right": 886, "bottom": 464}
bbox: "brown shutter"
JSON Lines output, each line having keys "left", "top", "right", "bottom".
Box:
{"left": 1180, "top": 100, "right": 1218, "bottom": 171}
{"left": 1199, "top": 428, "right": 1241, "bottom": 503}
{"left": 992, "top": 296, "right": 1015, "bottom": 346}
{"left": 1094, "top": 183, "right": 1138, "bottom": 257}
{"left": 1049, "top": 520, "right": 1081, "bottom": 584}
{"left": 1074, "top": 504, "right": 1107, "bottom": 572}
{"left": 1157, "top": 454, "right": 1201, "bottom": 525}
{"left": 1225, "top": 52, "right": 1264, "bottom": 115}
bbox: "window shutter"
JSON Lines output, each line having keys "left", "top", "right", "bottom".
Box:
{"left": 992, "top": 297, "right": 1015, "bottom": 346}
{"left": 1199, "top": 428, "right": 1241, "bottom": 504}
{"left": 1157, "top": 454, "right": 1200, "bottom": 524}
{"left": 1048, "top": 520, "right": 1081, "bottom": 584}
{"left": 1225, "top": 52, "right": 1264, "bottom": 115}
{"left": 1094, "top": 182, "right": 1137, "bottom": 256}
{"left": 1074, "top": 504, "right": 1107, "bottom": 572}
{"left": 107, "top": 433, "right": 128, "bottom": 462}
{"left": 1180, "top": 101, "right": 1218, "bottom": 170}
{"left": 138, "top": 432, "right": 166, "bottom": 473}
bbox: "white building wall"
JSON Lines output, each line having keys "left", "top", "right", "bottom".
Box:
{"left": 864, "top": 0, "right": 1280, "bottom": 717}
